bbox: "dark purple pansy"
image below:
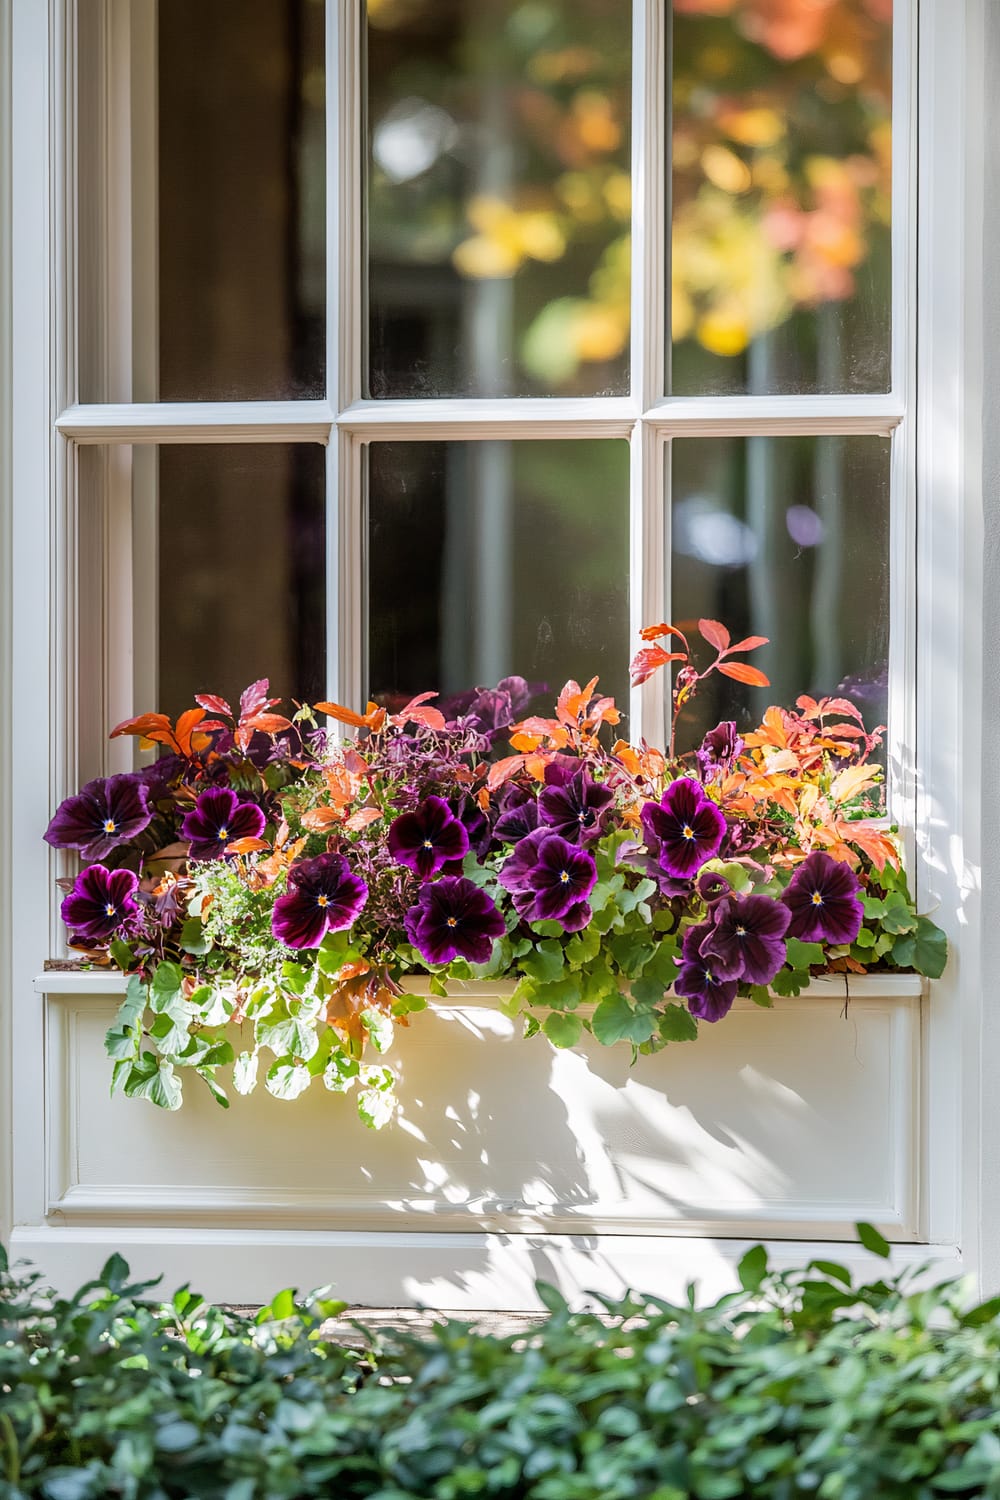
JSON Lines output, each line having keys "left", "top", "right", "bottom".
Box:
{"left": 404, "top": 875, "right": 506, "bottom": 965}
{"left": 387, "top": 795, "right": 470, "bottom": 879}
{"left": 497, "top": 827, "right": 555, "bottom": 898}
{"left": 180, "top": 786, "right": 266, "bottom": 862}
{"left": 641, "top": 778, "right": 726, "bottom": 881}
{"left": 60, "top": 864, "right": 140, "bottom": 943}
{"left": 700, "top": 893, "right": 790, "bottom": 985}
{"left": 696, "top": 720, "right": 744, "bottom": 782}
{"left": 538, "top": 766, "right": 614, "bottom": 844}
{"left": 781, "top": 851, "right": 864, "bottom": 945}
{"left": 455, "top": 796, "right": 491, "bottom": 860}
{"left": 510, "top": 834, "right": 597, "bottom": 931}
{"left": 674, "top": 922, "right": 740, "bottom": 1022}
{"left": 494, "top": 788, "right": 541, "bottom": 845}
{"left": 271, "top": 853, "right": 368, "bottom": 950}
{"left": 45, "top": 775, "right": 152, "bottom": 861}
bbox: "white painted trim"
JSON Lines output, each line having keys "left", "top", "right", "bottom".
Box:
{"left": 7, "top": 1223, "right": 964, "bottom": 1309}
{"left": 339, "top": 397, "right": 639, "bottom": 439}
{"left": 644, "top": 396, "right": 903, "bottom": 436}
{"left": 631, "top": 0, "right": 665, "bottom": 408}
{"left": 32, "top": 970, "right": 927, "bottom": 1000}
{"left": 0, "top": 0, "right": 11, "bottom": 1247}
{"left": 55, "top": 400, "right": 334, "bottom": 443}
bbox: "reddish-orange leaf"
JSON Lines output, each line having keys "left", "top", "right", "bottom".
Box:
{"left": 225, "top": 836, "right": 271, "bottom": 856}
{"left": 556, "top": 676, "right": 599, "bottom": 727}
{"left": 110, "top": 712, "right": 175, "bottom": 743}
{"left": 726, "top": 634, "right": 769, "bottom": 654}
{"left": 245, "top": 711, "right": 293, "bottom": 737}
{"left": 716, "top": 662, "right": 770, "bottom": 688}
{"left": 639, "top": 622, "right": 687, "bottom": 644}
{"left": 629, "top": 646, "right": 685, "bottom": 685}
{"left": 195, "top": 693, "right": 233, "bottom": 717}
{"left": 585, "top": 695, "right": 621, "bottom": 727}
{"left": 345, "top": 807, "right": 383, "bottom": 832}
{"left": 314, "top": 700, "right": 387, "bottom": 732}
{"left": 698, "top": 618, "right": 731, "bottom": 653}
{"left": 301, "top": 807, "right": 344, "bottom": 832}
{"left": 394, "top": 692, "right": 447, "bottom": 731}
{"left": 487, "top": 754, "right": 528, "bottom": 792}
{"left": 173, "top": 708, "right": 208, "bottom": 757}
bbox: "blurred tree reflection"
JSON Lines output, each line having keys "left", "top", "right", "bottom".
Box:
{"left": 366, "top": 0, "right": 892, "bottom": 398}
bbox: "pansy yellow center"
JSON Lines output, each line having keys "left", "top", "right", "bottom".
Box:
{"left": 811, "top": 891, "right": 824, "bottom": 906}
{"left": 704, "top": 968, "right": 714, "bottom": 983}
{"left": 559, "top": 870, "right": 570, "bottom": 884}
{"left": 736, "top": 925, "right": 747, "bottom": 937}
{"left": 103, "top": 818, "right": 116, "bottom": 834}
{"left": 446, "top": 916, "right": 458, "bottom": 928}
{"left": 682, "top": 824, "right": 694, "bottom": 840}
{"left": 104, "top": 903, "right": 116, "bottom": 917}
{"left": 316, "top": 894, "right": 329, "bottom": 908}
{"left": 423, "top": 839, "right": 434, "bottom": 850}
{"left": 217, "top": 826, "right": 229, "bottom": 841}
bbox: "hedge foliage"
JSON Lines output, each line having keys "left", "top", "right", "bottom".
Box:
{"left": 3, "top": 1233, "right": 1000, "bottom": 1499}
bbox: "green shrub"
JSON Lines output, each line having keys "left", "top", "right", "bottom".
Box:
{"left": 3, "top": 1233, "right": 1000, "bottom": 1499}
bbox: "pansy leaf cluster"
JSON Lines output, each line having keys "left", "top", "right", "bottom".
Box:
{"left": 43, "top": 622, "right": 947, "bottom": 1129}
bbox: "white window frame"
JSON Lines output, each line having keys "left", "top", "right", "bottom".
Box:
{"left": 1, "top": 0, "right": 990, "bottom": 1282}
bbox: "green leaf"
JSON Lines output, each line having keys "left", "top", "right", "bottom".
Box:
{"left": 862, "top": 894, "right": 888, "bottom": 920}
{"left": 658, "top": 1003, "right": 698, "bottom": 1043}
{"left": 631, "top": 973, "right": 669, "bottom": 1007}
{"left": 566, "top": 924, "right": 603, "bottom": 968}
{"left": 323, "top": 1052, "right": 360, "bottom": 1093}
{"left": 233, "top": 1051, "right": 259, "bottom": 1095}
{"left": 258, "top": 1017, "right": 319, "bottom": 1062}
{"left": 105, "top": 1017, "right": 141, "bottom": 1061}
{"left": 150, "top": 961, "right": 183, "bottom": 1013}
{"left": 179, "top": 915, "right": 211, "bottom": 955}
{"left": 124, "top": 1054, "right": 183, "bottom": 1111}
{"left": 358, "top": 1085, "right": 396, "bottom": 1129}
{"left": 747, "top": 985, "right": 773, "bottom": 1009}
{"left": 771, "top": 967, "right": 808, "bottom": 998}
{"left": 109, "top": 937, "right": 136, "bottom": 971}
{"left": 785, "top": 938, "right": 825, "bottom": 971}
{"left": 265, "top": 1057, "right": 312, "bottom": 1100}
{"left": 428, "top": 974, "right": 449, "bottom": 998}
{"left": 892, "top": 915, "right": 948, "bottom": 978}
{"left": 737, "top": 1244, "right": 769, "bottom": 1292}
{"left": 856, "top": 1221, "right": 891, "bottom": 1259}
{"left": 543, "top": 1012, "right": 583, "bottom": 1049}
{"left": 592, "top": 992, "right": 657, "bottom": 1046}
{"left": 609, "top": 929, "right": 654, "bottom": 977}
{"left": 881, "top": 891, "right": 919, "bottom": 934}
{"left": 520, "top": 940, "right": 565, "bottom": 985}
{"left": 361, "top": 1007, "right": 394, "bottom": 1054}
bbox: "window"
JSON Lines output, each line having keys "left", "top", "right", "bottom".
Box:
{"left": 5, "top": 0, "right": 989, "bottom": 1283}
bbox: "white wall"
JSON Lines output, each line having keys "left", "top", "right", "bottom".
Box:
{"left": 0, "top": 0, "right": 13, "bottom": 1252}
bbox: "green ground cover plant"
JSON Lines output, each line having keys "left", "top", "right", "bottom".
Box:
{"left": 2, "top": 1230, "right": 1000, "bottom": 1499}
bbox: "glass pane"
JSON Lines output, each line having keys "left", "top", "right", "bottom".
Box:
{"left": 670, "top": 435, "right": 889, "bottom": 753}
{"left": 79, "top": 1, "right": 326, "bottom": 402}
{"left": 670, "top": 0, "right": 892, "bottom": 395}
{"left": 366, "top": 1, "right": 632, "bottom": 398}
{"left": 368, "top": 441, "right": 630, "bottom": 723}
{"left": 157, "top": 445, "right": 326, "bottom": 718}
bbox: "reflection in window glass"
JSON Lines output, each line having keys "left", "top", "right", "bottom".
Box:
{"left": 366, "top": 1, "right": 631, "bottom": 398}
{"left": 670, "top": 435, "right": 889, "bottom": 750}
{"left": 368, "top": 442, "right": 630, "bottom": 724}
{"left": 157, "top": 0, "right": 325, "bottom": 401}
{"left": 158, "top": 446, "right": 326, "bottom": 718}
{"left": 671, "top": 0, "right": 892, "bottom": 395}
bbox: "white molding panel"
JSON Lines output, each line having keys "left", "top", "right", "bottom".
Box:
{"left": 24, "top": 977, "right": 923, "bottom": 1302}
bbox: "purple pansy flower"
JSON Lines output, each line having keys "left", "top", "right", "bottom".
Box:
{"left": 44, "top": 775, "right": 152, "bottom": 861}
{"left": 508, "top": 833, "right": 597, "bottom": 930}
{"left": 674, "top": 921, "right": 740, "bottom": 1022}
{"left": 404, "top": 875, "right": 506, "bottom": 965}
{"left": 494, "top": 788, "right": 541, "bottom": 845}
{"left": 700, "top": 893, "right": 790, "bottom": 985}
{"left": 696, "top": 721, "right": 744, "bottom": 782}
{"left": 60, "top": 864, "right": 140, "bottom": 943}
{"left": 271, "top": 853, "right": 368, "bottom": 950}
{"left": 180, "top": 786, "right": 266, "bottom": 862}
{"left": 387, "top": 795, "right": 470, "bottom": 879}
{"left": 641, "top": 778, "right": 726, "bottom": 881}
{"left": 455, "top": 796, "right": 492, "bottom": 860}
{"left": 538, "top": 766, "right": 614, "bottom": 844}
{"left": 781, "top": 851, "right": 864, "bottom": 945}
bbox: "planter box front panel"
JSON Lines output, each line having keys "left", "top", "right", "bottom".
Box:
{"left": 40, "top": 980, "right": 920, "bottom": 1259}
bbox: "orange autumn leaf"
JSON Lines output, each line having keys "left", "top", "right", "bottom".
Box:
{"left": 224, "top": 836, "right": 271, "bottom": 856}
{"left": 629, "top": 646, "right": 686, "bottom": 685}
{"left": 345, "top": 807, "right": 383, "bottom": 832}
{"left": 556, "top": 676, "right": 599, "bottom": 727}
{"left": 487, "top": 754, "right": 528, "bottom": 792}
{"left": 727, "top": 634, "right": 769, "bottom": 654}
{"left": 716, "top": 661, "right": 771, "bottom": 688}
{"left": 640, "top": 622, "right": 687, "bottom": 643}
{"left": 698, "top": 618, "right": 731, "bottom": 652}
{"left": 300, "top": 807, "right": 344, "bottom": 832}
{"left": 830, "top": 763, "right": 881, "bottom": 805}
{"left": 314, "top": 700, "right": 388, "bottom": 733}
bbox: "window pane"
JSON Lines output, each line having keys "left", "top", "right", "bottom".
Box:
{"left": 670, "top": 0, "right": 892, "bottom": 395}
{"left": 79, "top": 1, "right": 326, "bottom": 402}
{"left": 368, "top": 441, "right": 630, "bottom": 721}
{"left": 158, "top": 445, "right": 326, "bottom": 717}
{"left": 670, "top": 434, "right": 889, "bottom": 752}
{"left": 366, "top": 2, "right": 632, "bottom": 398}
